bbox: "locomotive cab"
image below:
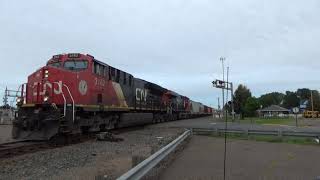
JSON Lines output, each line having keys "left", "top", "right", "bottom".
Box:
{"left": 13, "top": 53, "right": 94, "bottom": 141}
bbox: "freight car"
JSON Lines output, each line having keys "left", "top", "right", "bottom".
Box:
{"left": 12, "top": 53, "right": 213, "bottom": 141}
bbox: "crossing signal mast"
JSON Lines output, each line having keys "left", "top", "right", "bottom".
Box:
{"left": 212, "top": 79, "right": 235, "bottom": 120}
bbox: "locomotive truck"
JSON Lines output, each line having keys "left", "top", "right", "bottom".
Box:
{"left": 13, "top": 53, "right": 213, "bottom": 141}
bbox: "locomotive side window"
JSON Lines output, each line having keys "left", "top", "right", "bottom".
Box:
{"left": 64, "top": 60, "right": 88, "bottom": 71}
{"left": 93, "top": 61, "right": 106, "bottom": 76}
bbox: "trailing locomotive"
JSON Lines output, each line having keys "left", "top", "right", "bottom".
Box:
{"left": 13, "top": 53, "right": 213, "bottom": 141}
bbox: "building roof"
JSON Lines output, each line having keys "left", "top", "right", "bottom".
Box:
{"left": 257, "top": 105, "right": 290, "bottom": 112}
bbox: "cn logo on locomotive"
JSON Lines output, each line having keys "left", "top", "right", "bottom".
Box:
{"left": 79, "top": 80, "right": 88, "bottom": 95}
{"left": 33, "top": 81, "right": 63, "bottom": 96}
{"left": 136, "top": 88, "right": 148, "bottom": 102}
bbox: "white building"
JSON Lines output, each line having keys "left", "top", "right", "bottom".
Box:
{"left": 0, "top": 108, "right": 15, "bottom": 125}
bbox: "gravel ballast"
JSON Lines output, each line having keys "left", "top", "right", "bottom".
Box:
{"left": 0, "top": 127, "right": 184, "bottom": 180}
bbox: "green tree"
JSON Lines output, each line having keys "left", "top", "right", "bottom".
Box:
{"left": 282, "top": 91, "right": 300, "bottom": 109}
{"left": 234, "top": 84, "right": 252, "bottom": 119}
{"left": 258, "top": 92, "right": 284, "bottom": 108}
{"left": 244, "top": 97, "right": 260, "bottom": 117}
{"left": 297, "top": 88, "right": 311, "bottom": 100}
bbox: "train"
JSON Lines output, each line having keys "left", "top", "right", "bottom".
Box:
{"left": 12, "top": 53, "right": 214, "bottom": 141}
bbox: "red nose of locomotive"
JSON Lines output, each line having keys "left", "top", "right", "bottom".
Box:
{"left": 26, "top": 66, "right": 64, "bottom": 105}
{"left": 23, "top": 53, "right": 92, "bottom": 107}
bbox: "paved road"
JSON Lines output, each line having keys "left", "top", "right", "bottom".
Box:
{"left": 0, "top": 125, "right": 12, "bottom": 143}
{"left": 151, "top": 116, "right": 320, "bottom": 133}
{"left": 160, "top": 135, "right": 320, "bottom": 180}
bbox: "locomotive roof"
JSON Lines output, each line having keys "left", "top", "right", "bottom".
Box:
{"left": 93, "top": 58, "right": 133, "bottom": 77}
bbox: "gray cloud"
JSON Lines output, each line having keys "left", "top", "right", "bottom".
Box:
{"left": 1, "top": 0, "right": 320, "bottom": 107}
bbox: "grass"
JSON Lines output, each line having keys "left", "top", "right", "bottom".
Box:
{"left": 204, "top": 132, "right": 318, "bottom": 145}
{"left": 238, "top": 117, "right": 295, "bottom": 126}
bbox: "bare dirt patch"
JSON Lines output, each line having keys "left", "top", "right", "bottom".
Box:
{"left": 0, "top": 125, "right": 12, "bottom": 143}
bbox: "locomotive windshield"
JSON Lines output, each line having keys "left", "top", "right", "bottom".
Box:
{"left": 48, "top": 61, "right": 61, "bottom": 68}
{"left": 64, "top": 60, "right": 88, "bottom": 71}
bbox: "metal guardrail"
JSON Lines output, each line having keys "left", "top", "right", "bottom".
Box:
{"left": 193, "top": 128, "right": 320, "bottom": 138}
{"left": 117, "top": 130, "right": 191, "bottom": 180}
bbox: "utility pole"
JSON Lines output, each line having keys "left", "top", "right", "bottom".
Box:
{"left": 230, "top": 82, "right": 235, "bottom": 121}
{"left": 311, "top": 90, "right": 314, "bottom": 112}
{"left": 218, "top": 97, "right": 221, "bottom": 118}
{"left": 220, "top": 57, "right": 225, "bottom": 115}
{"left": 219, "top": 57, "right": 227, "bottom": 180}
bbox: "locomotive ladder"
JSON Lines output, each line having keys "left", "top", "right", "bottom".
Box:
{"left": 51, "top": 82, "right": 75, "bottom": 134}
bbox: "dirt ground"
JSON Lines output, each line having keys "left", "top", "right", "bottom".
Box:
{"left": 0, "top": 125, "right": 12, "bottom": 143}
{"left": 160, "top": 135, "right": 320, "bottom": 180}
{"left": 0, "top": 127, "right": 184, "bottom": 180}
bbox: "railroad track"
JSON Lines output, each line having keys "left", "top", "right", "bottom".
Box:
{"left": 0, "top": 126, "right": 144, "bottom": 160}
{"left": 0, "top": 134, "right": 96, "bottom": 160}
{"left": 0, "top": 141, "right": 48, "bottom": 159}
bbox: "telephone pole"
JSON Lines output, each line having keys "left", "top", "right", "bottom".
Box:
{"left": 311, "top": 90, "right": 314, "bottom": 112}
{"left": 218, "top": 97, "right": 221, "bottom": 118}
{"left": 220, "top": 57, "right": 225, "bottom": 114}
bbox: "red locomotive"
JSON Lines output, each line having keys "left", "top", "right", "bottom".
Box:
{"left": 13, "top": 53, "right": 213, "bottom": 141}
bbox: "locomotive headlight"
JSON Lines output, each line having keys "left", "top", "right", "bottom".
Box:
{"left": 43, "top": 96, "right": 49, "bottom": 102}
{"left": 44, "top": 70, "right": 49, "bottom": 78}
{"left": 16, "top": 97, "right": 23, "bottom": 106}
{"left": 16, "top": 98, "right": 22, "bottom": 103}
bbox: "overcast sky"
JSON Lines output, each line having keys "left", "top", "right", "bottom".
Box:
{"left": 1, "top": 0, "right": 320, "bottom": 107}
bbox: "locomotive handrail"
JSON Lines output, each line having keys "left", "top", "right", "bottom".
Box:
{"left": 15, "top": 83, "right": 27, "bottom": 104}
{"left": 63, "top": 84, "right": 75, "bottom": 123}
{"left": 52, "top": 82, "right": 67, "bottom": 117}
